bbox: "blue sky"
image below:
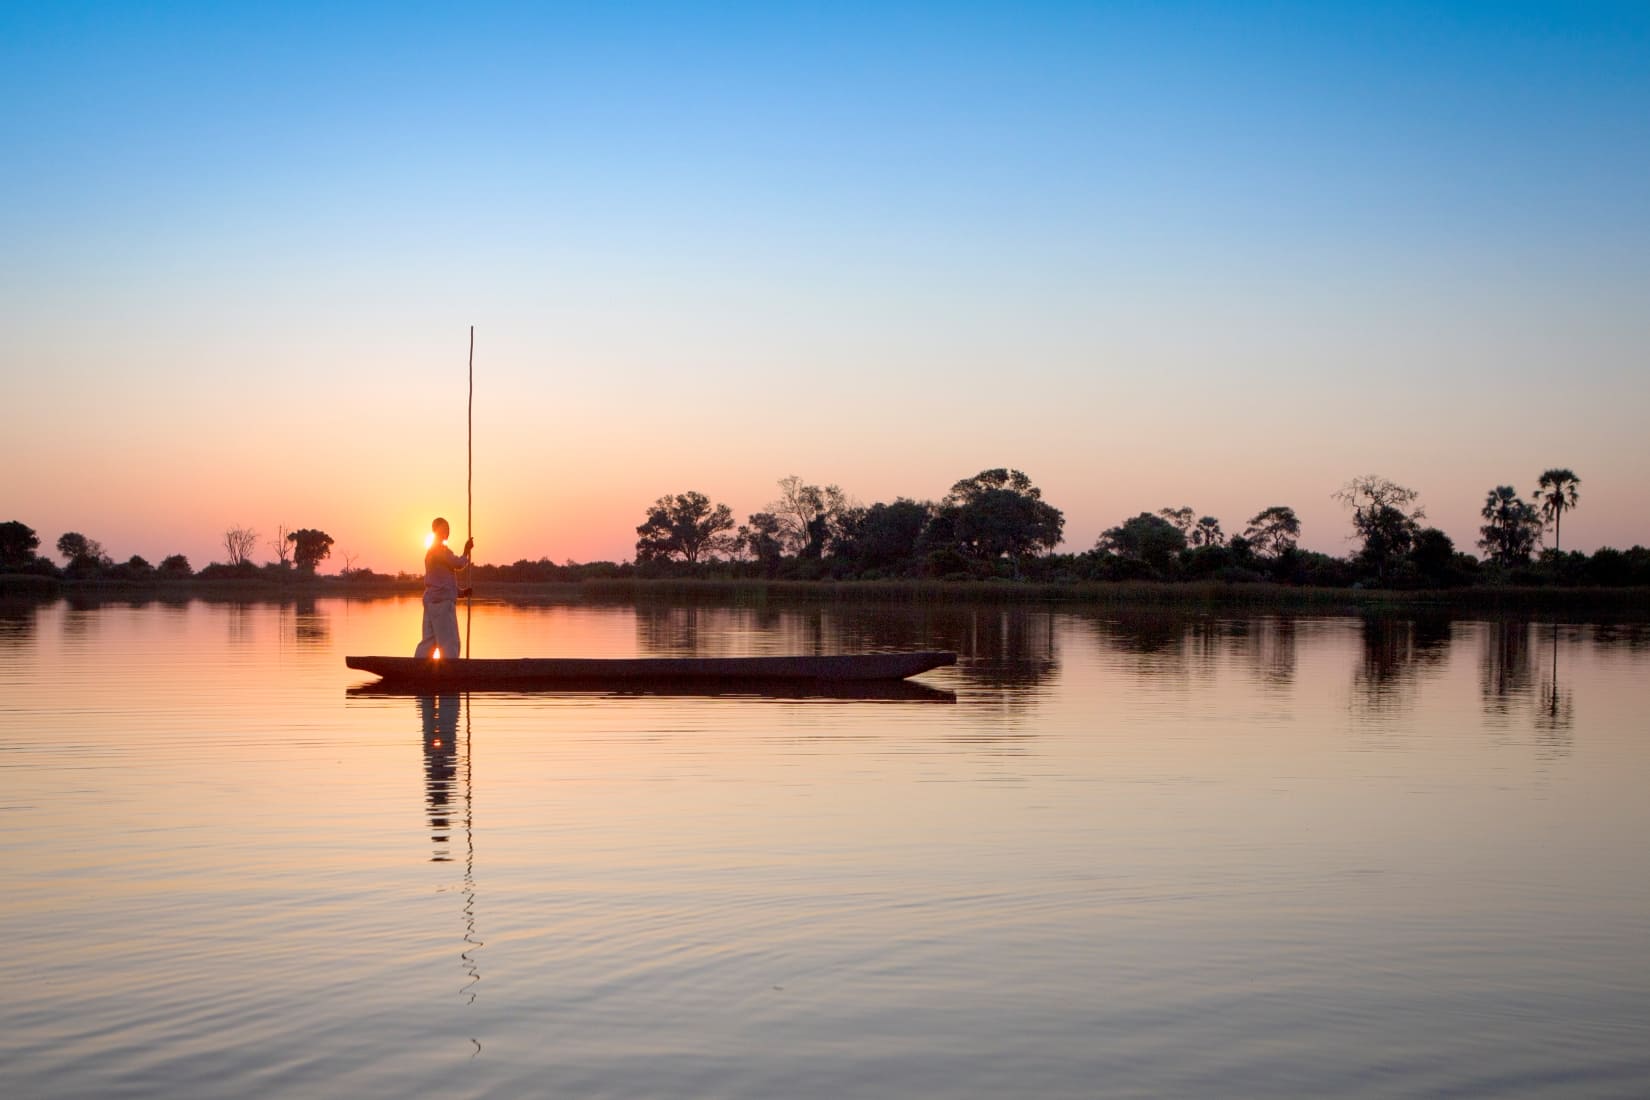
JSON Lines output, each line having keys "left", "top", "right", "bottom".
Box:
{"left": 3, "top": 2, "right": 1647, "bottom": 567}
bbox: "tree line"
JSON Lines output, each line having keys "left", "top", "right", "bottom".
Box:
{"left": 594, "top": 465, "right": 1636, "bottom": 589}
{"left": 3, "top": 466, "right": 1643, "bottom": 590}
{"left": 0, "top": 522, "right": 345, "bottom": 582}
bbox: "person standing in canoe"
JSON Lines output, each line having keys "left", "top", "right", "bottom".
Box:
{"left": 414, "top": 517, "right": 474, "bottom": 660}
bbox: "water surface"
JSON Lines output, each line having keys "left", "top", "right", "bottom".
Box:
{"left": 2, "top": 597, "right": 1647, "bottom": 1097}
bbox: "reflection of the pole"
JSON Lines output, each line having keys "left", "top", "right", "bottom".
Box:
{"left": 460, "top": 692, "right": 481, "bottom": 1030}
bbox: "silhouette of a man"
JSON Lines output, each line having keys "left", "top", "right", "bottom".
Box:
{"left": 414, "top": 517, "right": 473, "bottom": 659}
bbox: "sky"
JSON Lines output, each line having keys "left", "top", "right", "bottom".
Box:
{"left": 3, "top": 1, "right": 1647, "bottom": 571}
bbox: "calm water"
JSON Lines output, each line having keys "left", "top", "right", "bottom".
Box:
{"left": 2, "top": 596, "right": 1647, "bottom": 1099}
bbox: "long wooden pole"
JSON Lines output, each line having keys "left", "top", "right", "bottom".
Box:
{"left": 465, "top": 325, "right": 474, "bottom": 658}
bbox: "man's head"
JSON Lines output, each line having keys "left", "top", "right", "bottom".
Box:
{"left": 432, "top": 517, "right": 450, "bottom": 542}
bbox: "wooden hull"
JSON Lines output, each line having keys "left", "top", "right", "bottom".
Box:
{"left": 345, "top": 651, "right": 956, "bottom": 688}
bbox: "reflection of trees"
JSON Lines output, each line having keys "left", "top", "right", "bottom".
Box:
{"left": 1072, "top": 613, "right": 1298, "bottom": 690}
{"left": 632, "top": 602, "right": 1060, "bottom": 696}
{"left": 1534, "top": 623, "right": 1574, "bottom": 750}
{"left": 62, "top": 595, "right": 100, "bottom": 642}
{"left": 1101, "top": 611, "right": 1193, "bottom": 657}
{"left": 1479, "top": 620, "right": 1534, "bottom": 718}
{"left": 1081, "top": 611, "right": 1215, "bottom": 682}
{"left": 919, "top": 606, "right": 1058, "bottom": 692}
{"left": 635, "top": 604, "right": 787, "bottom": 655}
{"left": 1352, "top": 615, "right": 1452, "bottom": 717}
{"left": 227, "top": 599, "right": 330, "bottom": 648}
{"left": 1479, "top": 620, "right": 1576, "bottom": 745}
{"left": 228, "top": 601, "right": 257, "bottom": 647}
{"left": 635, "top": 604, "right": 715, "bottom": 654}
{"left": 1226, "top": 616, "right": 1298, "bottom": 689}
{"left": 1590, "top": 622, "right": 1650, "bottom": 651}
{"left": 0, "top": 600, "right": 40, "bottom": 649}
{"left": 293, "top": 597, "right": 329, "bottom": 647}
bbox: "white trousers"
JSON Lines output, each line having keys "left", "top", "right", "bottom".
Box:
{"left": 414, "top": 596, "right": 461, "bottom": 659}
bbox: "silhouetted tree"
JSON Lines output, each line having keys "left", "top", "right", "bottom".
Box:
{"left": 837, "top": 498, "right": 932, "bottom": 574}
{"left": 941, "top": 469, "right": 1064, "bottom": 568}
{"left": 269, "top": 524, "right": 292, "bottom": 566}
{"left": 1535, "top": 468, "right": 1581, "bottom": 551}
{"left": 159, "top": 554, "right": 193, "bottom": 577}
{"left": 223, "top": 524, "right": 259, "bottom": 566}
{"left": 1335, "top": 476, "right": 1424, "bottom": 581}
{"left": 736, "top": 511, "right": 785, "bottom": 570}
{"left": 1478, "top": 486, "right": 1542, "bottom": 566}
{"left": 1192, "top": 515, "right": 1225, "bottom": 547}
{"left": 1, "top": 521, "right": 40, "bottom": 569}
{"left": 1242, "top": 506, "right": 1301, "bottom": 557}
{"left": 286, "top": 528, "right": 334, "bottom": 572}
{"left": 1096, "top": 512, "right": 1186, "bottom": 571}
{"left": 1409, "top": 527, "right": 1464, "bottom": 587}
{"left": 56, "top": 532, "right": 106, "bottom": 564}
{"left": 635, "top": 492, "right": 736, "bottom": 564}
{"left": 766, "top": 476, "right": 852, "bottom": 558}
{"left": 1158, "top": 506, "right": 1195, "bottom": 539}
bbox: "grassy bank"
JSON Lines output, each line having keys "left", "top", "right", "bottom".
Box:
{"left": 0, "top": 573, "right": 417, "bottom": 600}
{"left": 552, "top": 578, "right": 1650, "bottom": 616}
{"left": 7, "top": 573, "right": 1647, "bottom": 616}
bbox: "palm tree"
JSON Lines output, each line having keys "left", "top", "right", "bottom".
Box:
{"left": 1535, "top": 469, "right": 1581, "bottom": 552}
{"left": 1478, "top": 486, "right": 1541, "bottom": 566}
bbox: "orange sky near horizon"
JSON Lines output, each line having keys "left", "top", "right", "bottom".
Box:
{"left": 7, "top": 308, "right": 1644, "bottom": 574}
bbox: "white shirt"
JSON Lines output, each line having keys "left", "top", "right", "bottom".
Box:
{"left": 423, "top": 542, "right": 469, "bottom": 602}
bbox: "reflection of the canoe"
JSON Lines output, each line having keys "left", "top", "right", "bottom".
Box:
{"left": 350, "top": 676, "right": 956, "bottom": 703}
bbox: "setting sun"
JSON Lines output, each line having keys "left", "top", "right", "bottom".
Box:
{"left": 424, "top": 531, "right": 436, "bottom": 550}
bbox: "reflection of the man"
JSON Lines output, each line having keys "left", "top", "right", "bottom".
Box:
{"left": 420, "top": 694, "right": 462, "bottom": 862}
{"left": 415, "top": 693, "right": 483, "bottom": 1017}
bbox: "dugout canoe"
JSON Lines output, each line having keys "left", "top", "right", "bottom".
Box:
{"left": 345, "top": 651, "right": 956, "bottom": 688}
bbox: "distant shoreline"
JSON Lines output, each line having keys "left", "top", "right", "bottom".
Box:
{"left": 3, "top": 573, "right": 1647, "bottom": 617}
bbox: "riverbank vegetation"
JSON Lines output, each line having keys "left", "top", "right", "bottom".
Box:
{"left": 4, "top": 466, "right": 1647, "bottom": 609}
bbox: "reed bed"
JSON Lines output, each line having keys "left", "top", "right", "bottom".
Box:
{"left": 11, "top": 574, "right": 1647, "bottom": 617}
{"left": 527, "top": 578, "right": 1650, "bottom": 616}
